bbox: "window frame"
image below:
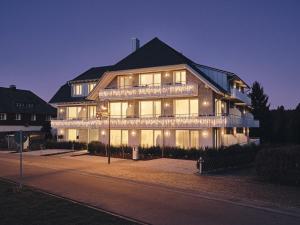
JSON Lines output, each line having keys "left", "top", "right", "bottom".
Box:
{"left": 15, "top": 113, "right": 21, "bottom": 121}
{"left": 73, "top": 84, "right": 83, "bottom": 96}
{"left": 31, "top": 114, "right": 36, "bottom": 121}
{"left": 0, "top": 113, "right": 7, "bottom": 120}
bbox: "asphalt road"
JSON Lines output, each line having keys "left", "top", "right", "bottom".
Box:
{"left": 0, "top": 153, "right": 299, "bottom": 225}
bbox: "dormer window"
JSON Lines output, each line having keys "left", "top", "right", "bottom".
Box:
{"left": 88, "top": 83, "right": 96, "bottom": 94}
{"left": 73, "top": 84, "right": 82, "bottom": 96}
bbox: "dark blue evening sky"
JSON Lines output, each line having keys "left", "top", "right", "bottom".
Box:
{"left": 1, "top": 0, "right": 299, "bottom": 109}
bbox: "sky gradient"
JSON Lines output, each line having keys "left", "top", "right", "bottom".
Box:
{"left": 1, "top": 0, "right": 299, "bottom": 109}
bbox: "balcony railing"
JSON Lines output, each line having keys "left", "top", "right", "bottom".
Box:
{"left": 51, "top": 115, "right": 259, "bottom": 129}
{"left": 231, "top": 88, "right": 251, "bottom": 105}
{"left": 98, "top": 83, "right": 198, "bottom": 100}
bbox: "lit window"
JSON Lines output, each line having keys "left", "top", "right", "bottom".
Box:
{"left": 67, "top": 107, "right": 85, "bottom": 119}
{"left": 139, "top": 100, "right": 161, "bottom": 118}
{"left": 15, "top": 114, "right": 21, "bottom": 120}
{"left": 190, "top": 131, "right": 199, "bottom": 148}
{"left": 176, "top": 130, "right": 189, "bottom": 149}
{"left": 110, "top": 130, "right": 128, "bottom": 146}
{"left": 67, "top": 129, "right": 77, "bottom": 141}
{"left": 139, "top": 73, "right": 161, "bottom": 86}
{"left": 110, "top": 102, "right": 128, "bottom": 118}
{"left": 88, "top": 83, "right": 96, "bottom": 93}
{"left": 118, "top": 75, "right": 133, "bottom": 89}
{"left": 173, "top": 70, "right": 186, "bottom": 84}
{"left": 174, "top": 99, "right": 198, "bottom": 117}
{"left": 0, "top": 113, "right": 7, "bottom": 120}
{"left": 89, "top": 129, "right": 99, "bottom": 142}
{"left": 73, "top": 84, "right": 82, "bottom": 96}
{"left": 31, "top": 114, "right": 36, "bottom": 121}
{"left": 141, "top": 130, "right": 162, "bottom": 147}
{"left": 88, "top": 106, "right": 96, "bottom": 119}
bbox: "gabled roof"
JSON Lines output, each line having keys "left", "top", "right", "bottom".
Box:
{"left": 72, "top": 65, "right": 113, "bottom": 82}
{"left": 112, "top": 37, "right": 194, "bottom": 71}
{"left": 0, "top": 87, "right": 56, "bottom": 114}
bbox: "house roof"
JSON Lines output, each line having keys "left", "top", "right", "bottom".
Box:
{"left": 72, "top": 65, "right": 113, "bottom": 82}
{"left": 50, "top": 37, "right": 249, "bottom": 104}
{"left": 0, "top": 87, "right": 56, "bottom": 114}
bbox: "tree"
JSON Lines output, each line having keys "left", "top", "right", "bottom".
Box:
{"left": 249, "top": 81, "right": 271, "bottom": 143}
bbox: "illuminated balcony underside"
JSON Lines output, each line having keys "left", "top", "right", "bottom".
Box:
{"left": 99, "top": 83, "right": 198, "bottom": 100}
{"left": 52, "top": 116, "right": 259, "bottom": 129}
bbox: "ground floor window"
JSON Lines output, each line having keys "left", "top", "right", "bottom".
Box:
{"left": 140, "top": 130, "right": 162, "bottom": 147}
{"left": 175, "top": 130, "right": 199, "bottom": 149}
{"left": 89, "top": 129, "right": 99, "bottom": 142}
{"left": 67, "top": 129, "right": 77, "bottom": 141}
{"left": 110, "top": 130, "right": 128, "bottom": 146}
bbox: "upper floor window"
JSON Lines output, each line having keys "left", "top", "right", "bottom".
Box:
{"left": 139, "top": 100, "right": 161, "bottom": 118}
{"left": 110, "top": 102, "right": 128, "bottom": 118}
{"left": 31, "top": 114, "right": 36, "bottom": 121}
{"left": 15, "top": 113, "right": 21, "bottom": 120}
{"left": 67, "top": 106, "right": 85, "bottom": 119}
{"left": 88, "top": 83, "right": 96, "bottom": 93}
{"left": 139, "top": 73, "right": 161, "bottom": 87}
{"left": 173, "top": 70, "right": 186, "bottom": 85}
{"left": 118, "top": 75, "right": 133, "bottom": 89}
{"left": 0, "top": 113, "right": 7, "bottom": 120}
{"left": 73, "top": 84, "right": 82, "bottom": 96}
{"left": 174, "top": 99, "right": 198, "bottom": 117}
{"left": 88, "top": 106, "right": 96, "bottom": 119}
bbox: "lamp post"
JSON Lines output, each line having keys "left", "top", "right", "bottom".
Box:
{"left": 100, "top": 100, "right": 111, "bottom": 164}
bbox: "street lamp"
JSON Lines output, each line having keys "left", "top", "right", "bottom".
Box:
{"left": 99, "top": 100, "right": 111, "bottom": 164}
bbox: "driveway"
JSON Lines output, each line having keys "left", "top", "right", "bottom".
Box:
{"left": 0, "top": 153, "right": 299, "bottom": 225}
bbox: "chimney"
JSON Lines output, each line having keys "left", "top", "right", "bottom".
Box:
{"left": 131, "top": 38, "right": 140, "bottom": 52}
{"left": 9, "top": 85, "right": 16, "bottom": 90}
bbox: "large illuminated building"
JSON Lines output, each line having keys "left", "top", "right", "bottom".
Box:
{"left": 50, "top": 38, "right": 259, "bottom": 149}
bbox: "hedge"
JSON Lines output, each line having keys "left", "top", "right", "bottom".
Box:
{"left": 255, "top": 146, "right": 300, "bottom": 185}
{"left": 88, "top": 142, "right": 260, "bottom": 170}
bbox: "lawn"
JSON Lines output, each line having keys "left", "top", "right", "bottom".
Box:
{"left": 0, "top": 179, "right": 138, "bottom": 225}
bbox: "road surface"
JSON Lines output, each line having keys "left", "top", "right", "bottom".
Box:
{"left": 0, "top": 153, "right": 299, "bottom": 225}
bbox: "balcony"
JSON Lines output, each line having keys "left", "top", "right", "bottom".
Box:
{"left": 98, "top": 83, "right": 198, "bottom": 100}
{"left": 51, "top": 115, "right": 259, "bottom": 129}
{"left": 231, "top": 88, "right": 251, "bottom": 105}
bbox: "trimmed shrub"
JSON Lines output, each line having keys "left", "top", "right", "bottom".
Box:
{"left": 44, "top": 140, "right": 87, "bottom": 150}
{"left": 255, "top": 146, "right": 300, "bottom": 185}
{"left": 88, "top": 141, "right": 132, "bottom": 159}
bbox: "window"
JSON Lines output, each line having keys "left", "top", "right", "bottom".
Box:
{"left": 110, "top": 130, "right": 128, "bottom": 146}
{"left": 176, "top": 130, "right": 189, "bottom": 149}
{"left": 139, "top": 100, "right": 161, "bottom": 118}
{"left": 15, "top": 114, "right": 21, "bottom": 120}
{"left": 174, "top": 99, "right": 198, "bottom": 117}
{"left": 139, "top": 73, "right": 161, "bottom": 86}
{"left": 46, "top": 115, "right": 51, "bottom": 121}
{"left": 73, "top": 84, "right": 82, "bottom": 96}
{"left": 67, "top": 129, "right": 77, "bottom": 141}
{"left": 0, "top": 113, "right": 7, "bottom": 120}
{"left": 110, "top": 102, "right": 128, "bottom": 118}
{"left": 215, "top": 99, "right": 226, "bottom": 116}
{"left": 140, "top": 130, "right": 162, "bottom": 147}
{"left": 88, "top": 83, "right": 96, "bottom": 93}
{"left": 89, "top": 129, "right": 99, "bottom": 142}
{"left": 118, "top": 75, "right": 133, "bottom": 89}
{"left": 176, "top": 130, "right": 199, "bottom": 149}
{"left": 173, "top": 70, "right": 186, "bottom": 84}
{"left": 31, "top": 114, "right": 36, "bottom": 121}
{"left": 236, "top": 127, "right": 244, "bottom": 134}
{"left": 88, "top": 106, "right": 96, "bottom": 119}
{"left": 67, "top": 107, "right": 85, "bottom": 119}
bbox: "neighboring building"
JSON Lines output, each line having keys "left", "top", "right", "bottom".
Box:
{"left": 50, "top": 38, "right": 259, "bottom": 148}
{"left": 0, "top": 85, "right": 56, "bottom": 148}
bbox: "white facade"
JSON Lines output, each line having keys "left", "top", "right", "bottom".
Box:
{"left": 51, "top": 65, "right": 259, "bottom": 149}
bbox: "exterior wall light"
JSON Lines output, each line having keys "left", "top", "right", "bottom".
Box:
{"left": 101, "top": 105, "right": 107, "bottom": 110}
{"left": 131, "top": 130, "right": 137, "bottom": 136}
{"left": 59, "top": 129, "right": 64, "bottom": 134}
{"left": 101, "top": 130, "right": 106, "bottom": 136}
{"left": 203, "top": 101, "right": 208, "bottom": 106}
{"left": 59, "top": 108, "right": 64, "bottom": 113}
{"left": 164, "top": 102, "right": 170, "bottom": 108}
{"left": 165, "top": 72, "right": 170, "bottom": 77}
{"left": 202, "top": 130, "right": 208, "bottom": 137}
{"left": 164, "top": 130, "right": 170, "bottom": 137}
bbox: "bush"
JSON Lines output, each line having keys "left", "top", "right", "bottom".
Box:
{"left": 88, "top": 141, "right": 132, "bottom": 159}
{"left": 44, "top": 140, "right": 87, "bottom": 150}
{"left": 255, "top": 146, "right": 300, "bottom": 185}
